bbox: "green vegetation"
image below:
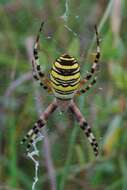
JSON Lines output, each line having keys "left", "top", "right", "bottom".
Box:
{"left": 0, "top": 0, "right": 127, "bottom": 189}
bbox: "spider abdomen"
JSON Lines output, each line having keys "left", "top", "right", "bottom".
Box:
{"left": 50, "top": 54, "right": 80, "bottom": 100}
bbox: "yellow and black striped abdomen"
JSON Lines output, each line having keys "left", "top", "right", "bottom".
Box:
{"left": 50, "top": 54, "right": 80, "bottom": 100}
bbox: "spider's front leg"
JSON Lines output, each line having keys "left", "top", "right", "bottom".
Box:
{"left": 21, "top": 99, "right": 57, "bottom": 152}
{"left": 76, "top": 77, "right": 97, "bottom": 95}
{"left": 32, "top": 22, "right": 51, "bottom": 91}
{"left": 69, "top": 101, "right": 99, "bottom": 156}
{"left": 77, "top": 25, "right": 100, "bottom": 95}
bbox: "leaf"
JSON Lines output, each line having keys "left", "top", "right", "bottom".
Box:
{"left": 109, "top": 62, "right": 127, "bottom": 92}
{"left": 101, "top": 31, "right": 124, "bottom": 61}
{"left": 103, "top": 115, "right": 122, "bottom": 155}
{"left": 68, "top": 38, "right": 80, "bottom": 57}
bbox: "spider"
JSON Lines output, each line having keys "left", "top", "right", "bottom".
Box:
{"left": 21, "top": 22, "right": 100, "bottom": 157}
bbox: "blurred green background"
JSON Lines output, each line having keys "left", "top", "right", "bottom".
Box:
{"left": 0, "top": 0, "right": 127, "bottom": 189}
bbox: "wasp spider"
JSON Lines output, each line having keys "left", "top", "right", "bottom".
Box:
{"left": 21, "top": 22, "right": 100, "bottom": 156}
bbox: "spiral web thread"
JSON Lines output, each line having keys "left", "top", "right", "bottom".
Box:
{"left": 27, "top": 130, "right": 47, "bottom": 190}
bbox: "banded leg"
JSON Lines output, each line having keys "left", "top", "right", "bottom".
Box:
{"left": 69, "top": 100, "right": 99, "bottom": 156}
{"left": 32, "top": 59, "right": 50, "bottom": 90}
{"left": 76, "top": 77, "right": 97, "bottom": 95}
{"left": 21, "top": 99, "right": 57, "bottom": 152}
{"left": 32, "top": 21, "right": 50, "bottom": 90}
{"left": 82, "top": 25, "right": 100, "bottom": 83}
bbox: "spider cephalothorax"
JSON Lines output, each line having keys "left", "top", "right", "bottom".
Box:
{"left": 21, "top": 22, "right": 100, "bottom": 157}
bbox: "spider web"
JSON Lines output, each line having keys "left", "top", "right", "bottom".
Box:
{"left": 43, "top": 0, "right": 79, "bottom": 53}
{"left": 26, "top": 2, "right": 76, "bottom": 190}
{"left": 26, "top": 1, "right": 103, "bottom": 190}
{"left": 27, "top": 129, "right": 47, "bottom": 190}
{"left": 61, "top": 0, "right": 79, "bottom": 38}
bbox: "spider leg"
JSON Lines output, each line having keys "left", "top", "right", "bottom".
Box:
{"left": 81, "top": 25, "right": 100, "bottom": 84}
{"left": 32, "top": 21, "right": 51, "bottom": 91}
{"left": 21, "top": 99, "right": 57, "bottom": 152}
{"left": 32, "top": 59, "right": 51, "bottom": 91}
{"left": 69, "top": 100, "right": 99, "bottom": 156}
{"left": 76, "top": 77, "right": 97, "bottom": 95}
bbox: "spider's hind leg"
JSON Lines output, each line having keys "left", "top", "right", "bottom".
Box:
{"left": 21, "top": 100, "right": 57, "bottom": 153}
{"left": 21, "top": 119, "right": 45, "bottom": 152}
{"left": 69, "top": 101, "right": 99, "bottom": 157}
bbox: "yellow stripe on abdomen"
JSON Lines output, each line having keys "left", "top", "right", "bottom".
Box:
{"left": 51, "top": 70, "right": 80, "bottom": 81}
{"left": 55, "top": 62, "right": 78, "bottom": 70}
{"left": 50, "top": 81, "right": 79, "bottom": 92}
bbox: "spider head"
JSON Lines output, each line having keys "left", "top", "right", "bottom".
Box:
{"left": 61, "top": 53, "right": 73, "bottom": 59}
